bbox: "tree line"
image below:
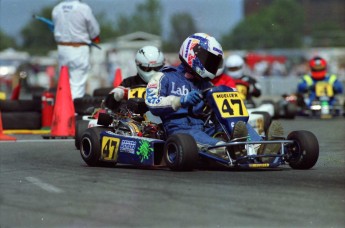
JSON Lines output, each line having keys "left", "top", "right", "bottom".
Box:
{"left": 0, "top": 0, "right": 344, "bottom": 55}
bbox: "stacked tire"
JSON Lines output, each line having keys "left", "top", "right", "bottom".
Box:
{"left": 73, "top": 87, "right": 113, "bottom": 117}
{"left": 0, "top": 99, "right": 41, "bottom": 129}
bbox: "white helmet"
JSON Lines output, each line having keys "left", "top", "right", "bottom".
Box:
{"left": 225, "top": 54, "right": 244, "bottom": 78}
{"left": 179, "top": 33, "right": 223, "bottom": 80}
{"left": 135, "top": 46, "right": 165, "bottom": 83}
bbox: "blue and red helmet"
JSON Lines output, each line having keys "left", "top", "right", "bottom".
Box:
{"left": 179, "top": 33, "right": 223, "bottom": 80}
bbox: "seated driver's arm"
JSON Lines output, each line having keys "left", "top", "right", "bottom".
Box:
{"left": 145, "top": 72, "right": 182, "bottom": 116}
{"left": 110, "top": 86, "right": 129, "bottom": 101}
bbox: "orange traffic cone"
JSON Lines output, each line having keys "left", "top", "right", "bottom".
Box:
{"left": 0, "top": 111, "right": 16, "bottom": 141}
{"left": 49, "top": 65, "right": 75, "bottom": 138}
{"left": 113, "top": 68, "right": 123, "bottom": 87}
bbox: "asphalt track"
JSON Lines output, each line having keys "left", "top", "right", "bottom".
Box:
{"left": 0, "top": 117, "right": 344, "bottom": 228}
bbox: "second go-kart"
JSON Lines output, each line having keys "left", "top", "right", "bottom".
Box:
{"left": 235, "top": 83, "right": 297, "bottom": 120}
{"left": 287, "top": 81, "right": 344, "bottom": 118}
{"left": 307, "top": 81, "right": 343, "bottom": 119}
{"left": 79, "top": 85, "right": 319, "bottom": 171}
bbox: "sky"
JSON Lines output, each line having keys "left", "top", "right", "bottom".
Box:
{"left": 0, "top": 0, "right": 243, "bottom": 42}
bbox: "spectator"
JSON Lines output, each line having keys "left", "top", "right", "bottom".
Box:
{"left": 52, "top": 0, "right": 100, "bottom": 99}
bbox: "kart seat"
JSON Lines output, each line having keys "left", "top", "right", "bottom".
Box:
{"left": 127, "top": 98, "right": 148, "bottom": 115}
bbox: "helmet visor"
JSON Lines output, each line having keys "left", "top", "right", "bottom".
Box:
{"left": 311, "top": 69, "right": 326, "bottom": 78}
{"left": 227, "top": 66, "right": 242, "bottom": 72}
{"left": 138, "top": 65, "right": 163, "bottom": 72}
{"left": 193, "top": 44, "right": 222, "bottom": 75}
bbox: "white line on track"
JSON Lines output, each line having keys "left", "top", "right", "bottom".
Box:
{"left": 25, "top": 176, "right": 64, "bottom": 193}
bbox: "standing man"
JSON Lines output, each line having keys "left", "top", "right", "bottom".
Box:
{"left": 52, "top": 0, "right": 100, "bottom": 100}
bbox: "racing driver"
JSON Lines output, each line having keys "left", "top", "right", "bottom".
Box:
{"left": 145, "top": 33, "right": 259, "bottom": 158}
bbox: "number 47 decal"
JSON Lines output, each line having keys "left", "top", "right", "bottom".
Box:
{"left": 101, "top": 136, "right": 120, "bottom": 161}
{"left": 213, "top": 92, "right": 249, "bottom": 118}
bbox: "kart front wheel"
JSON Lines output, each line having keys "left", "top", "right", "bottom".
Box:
{"left": 164, "top": 134, "right": 198, "bottom": 171}
{"left": 287, "top": 130, "right": 319, "bottom": 169}
{"left": 75, "top": 120, "right": 89, "bottom": 150}
{"left": 80, "top": 127, "right": 113, "bottom": 166}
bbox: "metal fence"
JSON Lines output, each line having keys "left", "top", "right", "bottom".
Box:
{"left": 257, "top": 76, "right": 299, "bottom": 96}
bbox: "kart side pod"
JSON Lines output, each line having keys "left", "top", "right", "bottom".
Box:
{"left": 80, "top": 127, "right": 165, "bottom": 167}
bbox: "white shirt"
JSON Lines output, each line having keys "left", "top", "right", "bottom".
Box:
{"left": 52, "top": 0, "right": 100, "bottom": 43}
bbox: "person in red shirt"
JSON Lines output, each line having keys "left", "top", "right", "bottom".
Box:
{"left": 224, "top": 54, "right": 262, "bottom": 105}
{"left": 211, "top": 62, "right": 236, "bottom": 89}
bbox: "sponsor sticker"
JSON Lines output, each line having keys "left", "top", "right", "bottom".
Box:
{"left": 249, "top": 163, "right": 270, "bottom": 168}
{"left": 120, "top": 140, "right": 137, "bottom": 154}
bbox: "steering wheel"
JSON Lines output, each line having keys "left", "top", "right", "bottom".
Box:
{"left": 188, "top": 87, "right": 213, "bottom": 119}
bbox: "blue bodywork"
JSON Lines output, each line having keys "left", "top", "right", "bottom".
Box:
{"left": 99, "top": 131, "right": 165, "bottom": 166}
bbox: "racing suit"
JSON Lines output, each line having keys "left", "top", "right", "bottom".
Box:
{"left": 145, "top": 65, "right": 261, "bottom": 146}
{"left": 145, "top": 65, "right": 222, "bottom": 146}
{"left": 120, "top": 75, "right": 146, "bottom": 88}
{"left": 105, "top": 74, "right": 147, "bottom": 112}
{"left": 297, "top": 74, "right": 343, "bottom": 107}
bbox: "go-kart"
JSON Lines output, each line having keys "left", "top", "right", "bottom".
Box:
{"left": 79, "top": 85, "right": 319, "bottom": 171}
{"left": 289, "top": 81, "right": 344, "bottom": 118}
{"left": 75, "top": 84, "right": 273, "bottom": 149}
{"left": 307, "top": 81, "right": 343, "bottom": 118}
{"left": 236, "top": 83, "right": 297, "bottom": 120}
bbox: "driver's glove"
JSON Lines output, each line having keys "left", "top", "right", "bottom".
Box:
{"left": 180, "top": 90, "right": 203, "bottom": 108}
{"left": 110, "top": 87, "right": 128, "bottom": 101}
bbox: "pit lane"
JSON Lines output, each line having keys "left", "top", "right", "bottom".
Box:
{"left": 1, "top": 117, "right": 344, "bottom": 227}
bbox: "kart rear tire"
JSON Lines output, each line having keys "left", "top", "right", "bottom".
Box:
{"left": 75, "top": 120, "right": 90, "bottom": 150}
{"left": 287, "top": 130, "right": 319, "bottom": 169}
{"left": 164, "top": 133, "right": 198, "bottom": 171}
{"left": 80, "top": 127, "right": 113, "bottom": 166}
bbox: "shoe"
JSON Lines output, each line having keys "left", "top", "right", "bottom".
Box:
{"left": 232, "top": 121, "right": 248, "bottom": 140}
{"left": 228, "top": 121, "right": 248, "bottom": 159}
{"left": 258, "top": 120, "right": 284, "bottom": 162}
